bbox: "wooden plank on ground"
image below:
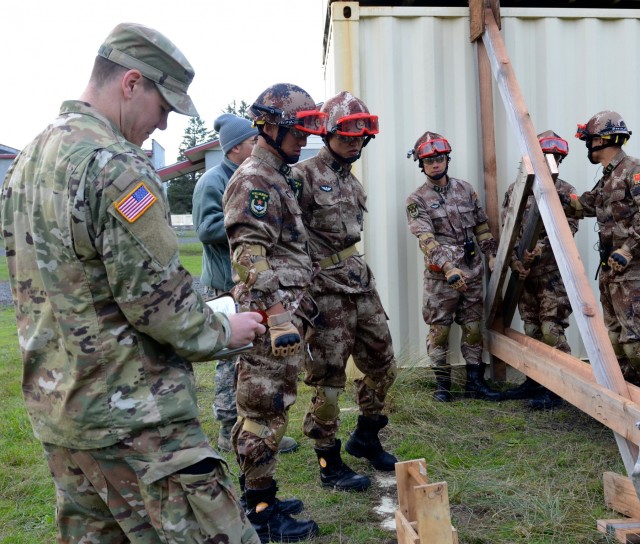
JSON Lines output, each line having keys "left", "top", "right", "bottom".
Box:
{"left": 395, "top": 510, "right": 419, "bottom": 544}
{"left": 415, "top": 482, "right": 454, "bottom": 544}
{"left": 597, "top": 518, "right": 640, "bottom": 543}
{"left": 604, "top": 472, "right": 640, "bottom": 519}
{"left": 395, "top": 459, "right": 428, "bottom": 524}
{"left": 485, "top": 329, "right": 640, "bottom": 444}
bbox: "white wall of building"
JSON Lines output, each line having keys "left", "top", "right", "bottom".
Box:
{"left": 323, "top": 3, "right": 640, "bottom": 364}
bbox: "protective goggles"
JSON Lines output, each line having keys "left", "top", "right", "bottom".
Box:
{"left": 539, "top": 137, "right": 569, "bottom": 156}
{"left": 575, "top": 123, "right": 590, "bottom": 140}
{"left": 280, "top": 110, "right": 327, "bottom": 136}
{"left": 416, "top": 138, "right": 451, "bottom": 159}
{"left": 333, "top": 113, "right": 379, "bottom": 137}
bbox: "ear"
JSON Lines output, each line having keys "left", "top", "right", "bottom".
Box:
{"left": 121, "top": 69, "right": 144, "bottom": 98}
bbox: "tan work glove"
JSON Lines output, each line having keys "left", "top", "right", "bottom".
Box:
{"left": 267, "top": 311, "right": 301, "bottom": 357}
{"left": 443, "top": 264, "right": 467, "bottom": 292}
{"left": 511, "top": 260, "right": 530, "bottom": 281}
{"left": 608, "top": 246, "right": 633, "bottom": 273}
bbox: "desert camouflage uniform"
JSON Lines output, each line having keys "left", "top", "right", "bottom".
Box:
{"left": 292, "top": 147, "right": 397, "bottom": 445}
{"left": 0, "top": 101, "right": 257, "bottom": 543}
{"left": 502, "top": 178, "right": 578, "bottom": 352}
{"left": 578, "top": 149, "right": 640, "bottom": 372}
{"left": 223, "top": 145, "right": 314, "bottom": 489}
{"left": 406, "top": 177, "right": 498, "bottom": 366}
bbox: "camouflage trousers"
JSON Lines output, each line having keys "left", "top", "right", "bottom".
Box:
{"left": 519, "top": 271, "right": 572, "bottom": 352}
{"left": 423, "top": 275, "right": 484, "bottom": 365}
{"left": 214, "top": 357, "right": 238, "bottom": 425}
{"left": 43, "top": 420, "right": 259, "bottom": 544}
{"left": 233, "top": 313, "right": 304, "bottom": 490}
{"left": 302, "top": 290, "right": 396, "bottom": 444}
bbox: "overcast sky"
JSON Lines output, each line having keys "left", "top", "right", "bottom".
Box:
{"left": 1, "top": 0, "right": 326, "bottom": 164}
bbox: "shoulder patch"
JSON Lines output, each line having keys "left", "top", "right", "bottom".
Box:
{"left": 407, "top": 202, "right": 419, "bottom": 218}
{"left": 634, "top": 173, "right": 640, "bottom": 184}
{"left": 115, "top": 181, "right": 157, "bottom": 223}
{"left": 249, "top": 190, "right": 270, "bottom": 218}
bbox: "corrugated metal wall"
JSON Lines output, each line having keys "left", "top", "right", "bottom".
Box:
{"left": 323, "top": 3, "right": 640, "bottom": 365}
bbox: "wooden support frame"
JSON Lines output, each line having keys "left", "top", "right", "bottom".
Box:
{"left": 395, "top": 459, "right": 458, "bottom": 544}
{"left": 479, "top": 5, "right": 638, "bottom": 476}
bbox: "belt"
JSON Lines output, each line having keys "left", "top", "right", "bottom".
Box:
{"left": 318, "top": 245, "right": 358, "bottom": 269}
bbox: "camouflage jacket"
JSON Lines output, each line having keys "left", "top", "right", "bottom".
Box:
{"left": 502, "top": 177, "right": 579, "bottom": 278}
{"left": 0, "top": 101, "right": 231, "bottom": 450}
{"left": 223, "top": 145, "right": 313, "bottom": 311}
{"left": 406, "top": 176, "right": 497, "bottom": 282}
{"left": 579, "top": 149, "right": 640, "bottom": 281}
{"left": 293, "top": 147, "right": 373, "bottom": 295}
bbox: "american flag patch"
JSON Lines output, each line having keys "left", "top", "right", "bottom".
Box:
{"left": 115, "top": 182, "right": 157, "bottom": 223}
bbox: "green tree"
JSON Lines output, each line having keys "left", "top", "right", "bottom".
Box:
{"left": 210, "top": 100, "right": 253, "bottom": 141}
{"left": 166, "top": 116, "right": 213, "bottom": 213}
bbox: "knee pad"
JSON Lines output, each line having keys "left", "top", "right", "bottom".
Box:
{"left": 609, "top": 331, "right": 625, "bottom": 358}
{"left": 623, "top": 343, "right": 640, "bottom": 369}
{"left": 428, "top": 324, "right": 450, "bottom": 348}
{"left": 363, "top": 362, "right": 398, "bottom": 397}
{"left": 541, "top": 321, "right": 566, "bottom": 349}
{"left": 524, "top": 323, "right": 541, "bottom": 340}
{"left": 312, "top": 386, "right": 341, "bottom": 423}
{"left": 461, "top": 321, "right": 482, "bottom": 346}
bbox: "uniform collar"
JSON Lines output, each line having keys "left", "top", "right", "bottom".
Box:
{"left": 319, "top": 146, "right": 352, "bottom": 176}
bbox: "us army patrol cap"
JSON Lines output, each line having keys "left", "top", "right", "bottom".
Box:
{"left": 98, "top": 22, "right": 198, "bottom": 116}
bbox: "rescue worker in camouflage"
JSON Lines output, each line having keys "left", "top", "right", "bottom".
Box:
{"left": 222, "top": 83, "right": 323, "bottom": 543}
{"left": 405, "top": 132, "right": 503, "bottom": 402}
{"left": 502, "top": 131, "right": 579, "bottom": 409}
{"left": 0, "top": 23, "right": 266, "bottom": 544}
{"left": 292, "top": 91, "right": 397, "bottom": 492}
{"left": 564, "top": 111, "right": 640, "bottom": 385}
{"left": 192, "top": 113, "right": 298, "bottom": 455}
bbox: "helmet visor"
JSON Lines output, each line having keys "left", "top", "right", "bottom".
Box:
{"left": 575, "top": 123, "right": 589, "bottom": 141}
{"left": 416, "top": 138, "right": 451, "bottom": 159}
{"left": 539, "top": 137, "right": 569, "bottom": 156}
{"left": 335, "top": 113, "right": 379, "bottom": 137}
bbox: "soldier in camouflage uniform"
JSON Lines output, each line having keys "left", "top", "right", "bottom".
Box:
{"left": 405, "top": 132, "right": 503, "bottom": 402}
{"left": 192, "top": 113, "right": 298, "bottom": 455}
{"left": 222, "top": 83, "right": 323, "bottom": 543}
{"left": 0, "top": 23, "right": 266, "bottom": 544}
{"left": 502, "top": 131, "right": 579, "bottom": 410}
{"left": 292, "top": 92, "right": 397, "bottom": 492}
{"left": 564, "top": 111, "right": 640, "bottom": 385}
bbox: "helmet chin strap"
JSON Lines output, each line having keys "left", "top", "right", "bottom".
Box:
{"left": 259, "top": 126, "right": 300, "bottom": 164}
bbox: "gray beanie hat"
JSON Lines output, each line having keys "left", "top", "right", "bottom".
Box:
{"left": 214, "top": 113, "right": 258, "bottom": 155}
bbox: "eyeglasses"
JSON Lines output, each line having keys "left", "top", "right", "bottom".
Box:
{"left": 334, "top": 113, "right": 379, "bottom": 137}
{"left": 423, "top": 155, "right": 447, "bottom": 165}
{"left": 416, "top": 138, "right": 451, "bottom": 159}
{"left": 539, "top": 136, "right": 569, "bottom": 156}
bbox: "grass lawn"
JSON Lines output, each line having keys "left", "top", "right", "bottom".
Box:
{"left": 0, "top": 239, "right": 628, "bottom": 543}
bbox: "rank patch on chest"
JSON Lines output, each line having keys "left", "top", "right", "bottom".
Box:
{"left": 249, "top": 190, "right": 270, "bottom": 218}
{"left": 320, "top": 184, "right": 333, "bottom": 192}
{"left": 634, "top": 173, "right": 640, "bottom": 185}
{"left": 115, "top": 182, "right": 157, "bottom": 223}
{"left": 407, "top": 203, "right": 419, "bottom": 218}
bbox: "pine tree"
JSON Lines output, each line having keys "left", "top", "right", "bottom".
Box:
{"left": 166, "top": 116, "right": 213, "bottom": 213}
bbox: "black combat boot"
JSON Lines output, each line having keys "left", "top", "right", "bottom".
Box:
{"left": 314, "top": 439, "right": 371, "bottom": 492}
{"left": 528, "top": 389, "right": 563, "bottom": 410}
{"left": 433, "top": 368, "right": 452, "bottom": 402}
{"left": 245, "top": 482, "right": 319, "bottom": 543}
{"left": 345, "top": 415, "right": 397, "bottom": 471}
{"left": 503, "top": 377, "right": 545, "bottom": 400}
{"left": 465, "top": 364, "right": 504, "bottom": 401}
{"left": 239, "top": 474, "right": 304, "bottom": 516}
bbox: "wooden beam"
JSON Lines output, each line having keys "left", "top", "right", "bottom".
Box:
{"left": 481, "top": 7, "right": 638, "bottom": 475}
{"left": 485, "top": 157, "right": 534, "bottom": 326}
{"left": 604, "top": 472, "right": 640, "bottom": 519}
{"left": 469, "top": 0, "right": 485, "bottom": 42}
{"left": 502, "top": 154, "right": 559, "bottom": 325}
{"left": 486, "top": 329, "right": 640, "bottom": 449}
